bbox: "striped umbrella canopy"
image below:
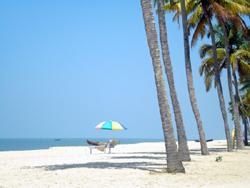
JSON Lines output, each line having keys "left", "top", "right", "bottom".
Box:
{"left": 95, "top": 120, "right": 126, "bottom": 131}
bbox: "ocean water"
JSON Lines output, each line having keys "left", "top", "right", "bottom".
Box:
{"left": 0, "top": 138, "right": 163, "bottom": 151}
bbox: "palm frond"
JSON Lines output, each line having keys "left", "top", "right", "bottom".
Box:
{"left": 233, "top": 49, "right": 250, "bottom": 61}
{"left": 199, "top": 57, "right": 215, "bottom": 73}
{"left": 216, "top": 48, "right": 226, "bottom": 60}
{"left": 212, "top": 2, "right": 228, "bottom": 23}
{"left": 172, "top": 12, "right": 181, "bottom": 26}
{"left": 163, "top": 2, "right": 180, "bottom": 13}
{"left": 188, "top": 6, "right": 203, "bottom": 31}
{"left": 229, "top": 0, "right": 250, "bottom": 7}
{"left": 223, "top": 0, "right": 250, "bottom": 15}
{"left": 203, "top": 48, "right": 226, "bottom": 61}
{"left": 191, "top": 14, "right": 207, "bottom": 47}
{"left": 238, "top": 62, "right": 250, "bottom": 78}
{"left": 205, "top": 69, "right": 215, "bottom": 91}
{"left": 240, "top": 76, "right": 250, "bottom": 92}
{"left": 199, "top": 44, "right": 212, "bottom": 58}
{"left": 230, "top": 53, "right": 238, "bottom": 72}
{"left": 186, "top": 0, "right": 201, "bottom": 14}
{"left": 230, "top": 49, "right": 250, "bottom": 72}
{"left": 199, "top": 57, "right": 216, "bottom": 92}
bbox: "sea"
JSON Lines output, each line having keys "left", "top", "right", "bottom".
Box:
{"left": 0, "top": 138, "right": 163, "bottom": 151}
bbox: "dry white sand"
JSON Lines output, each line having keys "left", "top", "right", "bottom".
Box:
{"left": 0, "top": 140, "right": 250, "bottom": 188}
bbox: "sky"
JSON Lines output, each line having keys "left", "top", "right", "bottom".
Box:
{"left": 0, "top": 0, "right": 246, "bottom": 139}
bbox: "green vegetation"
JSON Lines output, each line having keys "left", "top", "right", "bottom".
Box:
{"left": 216, "top": 156, "right": 223, "bottom": 162}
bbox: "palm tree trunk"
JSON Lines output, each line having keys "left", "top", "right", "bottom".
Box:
{"left": 232, "top": 71, "right": 244, "bottom": 148}
{"left": 221, "top": 24, "right": 235, "bottom": 151}
{"left": 247, "top": 118, "right": 250, "bottom": 138}
{"left": 180, "top": 0, "right": 209, "bottom": 155}
{"left": 157, "top": 0, "right": 191, "bottom": 161}
{"left": 223, "top": 23, "right": 243, "bottom": 150}
{"left": 201, "top": 2, "right": 233, "bottom": 152}
{"left": 140, "top": 0, "right": 185, "bottom": 173}
{"left": 243, "top": 118, "right": 249, "bottom": 146}
{"left": 245, "top": 118, "right": 250, "bottom": 137}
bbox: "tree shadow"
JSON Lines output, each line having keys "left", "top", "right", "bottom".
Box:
{"left": 123, "top": 152, "right": 166, "bottom": 155}
{"left": 208, "top": 147, "right": 228, "bottom": 152}
{"left": 30, "top": 147, "right": 230, "bottom": 173}
{"left": 111, "top": 155, "right": 165, "bottom": 160}
{"left": 189, "top": 147, "right": 228, "bottom": 155}
{"left": 34, "top": 161, "right": 166, "bottom": 172}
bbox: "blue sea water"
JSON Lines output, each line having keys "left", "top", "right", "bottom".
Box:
{"left": 0, "top": 138, "right": 163, "bottom": 151}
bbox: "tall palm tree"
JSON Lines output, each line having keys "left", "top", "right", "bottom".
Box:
{"left": 240, "top": 78, "right": 250, "bottom": 141}
{"left": 234, "top": 72, "right": 249, "bottom": 146}
{"left": 156, "top": 0, "right": 191, "bottom": 161}
{"left": 202, "top": 6, "right": 232, "bottom": 151}
{"left": 187, "top": 0, "right": 250, "bottom": 150}
{"left": 140, "top": 0, "right": 185, "bottom": 173}
{"left": 165, "top": 0, "right": 250, "bottom": 150}
{"left": 232, "top": 47, "right": 250, "bottom": 146}
{"left": 202, "top": 1, "right": 240, "bottom": 150}
{"left": 180, "top": 0, "right": 209, "bottom": 155}
{"left": 199, "top": 24, "right": 250, "bottom": 147}
{"left": 163, "top": 0, "right": 209, "bottom": 155}
{"left": 210, "top": 3, "right": 250, "bottom": 150}
{"left": 222, "top": 24, "right": 242, "bottom": 150}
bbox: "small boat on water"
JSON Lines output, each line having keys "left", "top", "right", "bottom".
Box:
{"left": 86, "top": 139, "right": 104, "bottom": 146}
{"left": 194, "top": 139, "right": 213, "bottom": 142}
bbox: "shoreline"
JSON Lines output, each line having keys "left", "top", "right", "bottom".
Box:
{"left": 0, "top": 139, "right": 224, "bottom": 152}
{"left": 0, "top": 138, "right": 165, "bottom": 152}
{"left": 0, "top": 140, "right": 249, "bottom": 188}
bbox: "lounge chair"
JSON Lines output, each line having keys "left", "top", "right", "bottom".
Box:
{"left": 86, "top": 139, "right": 119, "bottom": 154}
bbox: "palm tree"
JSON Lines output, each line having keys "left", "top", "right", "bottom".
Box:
{"left": 240, "top": 78, "right": 250, "bottom": 142}
{"left": 140, "top": 0, "right": 185, "bottom": 173}
{"left": 203, "top": 3, "right": 240, "bottom": 150}
{"left": 156, "top": 0, "right": 191, "bottom": 161}
{"left": 165, "top": 0, "right": 250, "bottom": 150}
{"left": 199, "top": 24, "right": 250, "bottom": 147}
{"left": 186, "top": 0, "right": 250, "bottom": 150}
{"left": 179, "top": 0, "right": 209, "bottom": 155}
{"left": 211, "top": 3, "right": 250, "bottom": 150}
{"left": 230, "top": 79, "right": 250, "bottom": 146}
{"left": 163, "top": 0, "right": 209, "bottom": 155}
{"left": 232, "top": 46, "right": 250, "bottom": 146}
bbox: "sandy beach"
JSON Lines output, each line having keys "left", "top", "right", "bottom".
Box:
{"left": 0, "top": 140, "right": 249, "bottom": 188}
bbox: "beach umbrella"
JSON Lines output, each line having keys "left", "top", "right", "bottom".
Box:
{"left": 95, "top": 120, "right": 126, "bottom": 131}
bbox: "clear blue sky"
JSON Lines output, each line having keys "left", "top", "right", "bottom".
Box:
{"left": 0, "top": 0, "right": 241, "bottom": 139}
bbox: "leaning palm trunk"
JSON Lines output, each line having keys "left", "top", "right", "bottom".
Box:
{"left": 140, "top": 0, "right": 185, "bottom": 173}
{"left": 221, "top": 24, "right": 236, "bottom": 151}
{"left": 243, "top": 118, "right": 249, "bottom": 145}
{"left": 180, "top": 0, "right": 209, "bottom": 155}
{"left": 232, "top": 70, "right": 244, "bottom": 148}
{"left": 246, "top": 118, "right": 250, "bottom": 138}
{"left": 201, "top": 2, "right": 233, "bottom": 152}
{"left": 247, "top": 119, "right": 250, "bottom": 137}
{"left": 157, "top": 0, "right": 191, "bottom": 161}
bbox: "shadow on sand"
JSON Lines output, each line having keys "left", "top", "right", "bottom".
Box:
{"left": 125, "top": 147, "right": 227, "bottom": 156}
{"left": 189, "top": 147, "right": 228, "bottom": 155}
{"left": 32, "top": 146, "right": 227, "bottom": 172}
{"left": 111, "top": 155, "right": 165, "bottom": 160}
{"left": 34, "top": 161, "right": 166, "bottom": 172}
